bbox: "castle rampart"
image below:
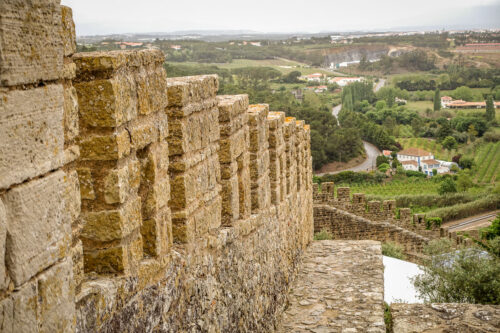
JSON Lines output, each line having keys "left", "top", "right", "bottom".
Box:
{"left": 0, "top": 2, "right": 313, "bottom": 331}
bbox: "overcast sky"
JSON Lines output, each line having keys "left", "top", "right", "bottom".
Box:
{"left": 61, "top": 0, "right": 500, "bottom": 36}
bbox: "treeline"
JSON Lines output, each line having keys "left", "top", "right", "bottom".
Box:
{"left": 354, "top": 32, "right": 450, "bottom": 49}
{"left": 164, "top": 63, "right": 364, "bottom": 170}
{"left": 359, "top": 50, "right": 437, "bottom": 73}
{"left": 393, "top": 67, "right": 500, "bottom": 91}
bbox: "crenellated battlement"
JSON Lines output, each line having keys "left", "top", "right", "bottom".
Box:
{"left": 0, "top": 3, "right": 313, "bottom": 331}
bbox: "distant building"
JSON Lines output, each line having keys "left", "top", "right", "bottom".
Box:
{"left": 382, "top": 150, "right": 392, "bottom": 157}
{"left": 328, "top": 77, "right": 363, "bottom": 87}
{"left": 441, "top": 96, "right": 453, "bottom": 108}
{"left": 170, "top": 45, "right": 182, "bottom": 50}
{"left": 441, "top": 96, "right": 500, "bottom": 109}
{"left": 301, "top": 73, "right": 325, "bottom": 82}
{"left": 421, "top": 159, "right": 440, "bottom": 176}
{"left": 401, "top": 160, "right": 418, "bottom": 172}
{"left": 397, "top": 148, "right": 434, "bottom": 163}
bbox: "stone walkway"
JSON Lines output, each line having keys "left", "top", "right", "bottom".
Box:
{"left": 278, "top": 240, "right": 385, "bottom": 332}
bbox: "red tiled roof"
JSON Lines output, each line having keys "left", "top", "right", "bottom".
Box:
{"left": 401, "top": 160, "right": 418, "bottom": 166}
{"left": 398, "top": 148, "right": 432, "bottom": 157}
{"left": 421, "top": 159, "right": 440, "bottom": 165}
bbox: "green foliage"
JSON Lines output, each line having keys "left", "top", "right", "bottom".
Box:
{"left": 442, "top": 136, "right": 457, "bottom": 150}
{"left": 414, "top": 242, "right": 500, "bottom": 304}
{"left": 486, "top": 95, "right": 495, "bottom": 122}
{"left": 384, "top": 303, "right": 393, "bottom": 333}
{"left": 376, "top": 155, "right": 389, "bottom": 167}
{"left": 458, "top": 156, "right": 474, "bottom": 169}
{"left": 481, "top": 215, "right": 500, "bottom": 240}
{"left": 378, "top": 163, "right": 390, "bottom": 172}
{"left": 314, "top": 229, "right": 333, "bottom": 241}
{"left": 382, "top": 242, "right": 406, "bottom": 260}
{"left": 433, "top": 88, "right": 441, "bottom": 111}
{"left": 316, "top": 171, "right": 384, "bottom": 185}
{"left": 425, "top": 195, "right": 500, "bottom": 222}
{"left": 438, "top": 178, "right": 457, "bottom": 195}
{"left": 425, "top": 217, "right": 442, "bottom": 229}
{"left": 456, "top": 172, "right": 473, "bottom": 192}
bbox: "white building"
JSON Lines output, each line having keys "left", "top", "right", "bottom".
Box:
{"left": 397, "top": 148, "right": 440, "bottom": 175}
{"left": 441, "top": 96, "right": 453, "bottom": 108}
{"left": 328, "top": 77, "right": 363, "bottom": 87}
{"left": 301, "top": 73, "right": 324, "bottom": 82}
{"left": 420, "top": 159, "right": 441, "bottom": 176}
{"left": 401, "top": 160, "right": 418, "bottom": 171}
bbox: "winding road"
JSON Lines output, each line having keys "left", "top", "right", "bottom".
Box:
{"left": 321, "top": 79, "right": 385, "bottom": 175}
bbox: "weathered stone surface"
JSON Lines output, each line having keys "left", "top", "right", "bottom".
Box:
{"left": 0, "top": 0, "right": 63, "bottom": 86}
{"left": 63, "top": 84, "right": 79, "bottom": 141}
{"left": 392, "top": 303, "right": 500, "bottom": 333}
{"left": 0, "top": 85, "right": 64, "bottom": 189}
{"left": 79, "top": 130, "right": 130, "bottom": 161}
{"left": 61, "top": 6, "right": 76, "bottom": 57}
{"left": 0, "top": 199, "right": 8, "bottom": 290}
{"left": 11, "top": 280, "right": 38, "bottom": 332}
{"left": 278, "top": 240, "right": 385, "bottom": 332}
{"left": 37, "top": 258, "right": 76, "bottom": 333}
{"left": 2, "top": 171, "right": 70, "bottom": 286}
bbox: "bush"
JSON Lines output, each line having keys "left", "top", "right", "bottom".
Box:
{"left": 376, "top": 155, "right": 390, "bottom": 167}
{"left": 314, "top": 229, "right": 333, "bottom": 240}
{"left": 405, "top": 170, "right": 427, "bottom": 178}
{"left": 458, "top": 157, "right": 474, "bottom": 169}
{"left": 382, "top": 242, "right": 406, "bottom": 260}
{"left": 413, "top": 241, "right": 500, "bottom": 304}
{"left": 425, "top": 217, "right": 442, "bottom": 229}
{"left": 425, "top": 195, "right": 500, "bottom": 222}
{"left": 378, "top": 163, "right": 390, "bottom": 172}
{"left": 442, "top": 136, "right": 457, "bottom": 150}
{"left": 481, "top": 215, "right": 500, "bottom": 240}
{"left": 384, "top": 302, "right": 393, "bottom": 333}
{"left": 437, "top": 178, "right": 457, "bottom": 195}
{"left": 368, "top": 192, "right": 478, "bottom": 209}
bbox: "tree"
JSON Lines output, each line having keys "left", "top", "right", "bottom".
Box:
{"left": 413, "top": 238, "right": 500, "bottom": 304}
{"left": 458, "top": 156, "right": 474, "bottom": 169}
{"left": 457, "top": 172, "right": 473, "bottom": 192}
{"left": 467, "top": 124, "right": 478, "bottom": 141}
{"left": 433, "top": 88, "right": 441, "bottom": 111}
{"left": 283, "top": 70, "right": 302, "bottom": 83}
{"left": 437, "top": 121, "right": 453, "bottom": 141}
{"left": 442, "top": 136, "right": 457, "bottom": 150}
{"left": 432, "top": 168, "right": 438, "bottom": 176}
{"left": 486, "top": 95, "right": 495, "bottom": 122}
{"left": 438, "top": 178, "right": 457, "bottom": 195}
{"left": 452, "top": 86, "right": 474, "bottom": 101}
{"left": 376, "top": 155, "right": 389, "bottom": 167}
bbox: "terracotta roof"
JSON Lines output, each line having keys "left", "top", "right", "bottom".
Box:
{"left": 397, "top": 148, "right": 432, "bottom": 157}
{"left": 421, "top": 159, "right": 440, "bottom": 165}
{"left": 441, "top": 96, "right": 453, "bottom": 101}
{"left": 401, "top": 160, "right": 418, "bottom": 166}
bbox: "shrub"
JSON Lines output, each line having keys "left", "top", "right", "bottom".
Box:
{"left": 382, "top": 242, "right": 406, "bottom": 260}
{"left": 405, "top": 170, "right": 427, "bottom": 178}
{"left": 413, "top": 242, "right": 500, "bottom": 304}
{"left": 425, "top": 195, "right": 500, "bottom": 222}
{"left": 437, "top": 178, "right": 457, "bottom": 195}
{"left": 425, "top": 217, "right": 442, "bottom": 229}
{"left": 376, "top": 155, "right": 390, "bottom": 167}
{"left": 314, "top": 229, "right": 333, "bottom": 240}
{"left": 481, "top": 215, "right": 500, "bottom": 240}
{"left": 378, "top": 163, "right": 390, "bottom": 172}
{"left": 384, "top": 302, "right": 393, "bottom": 333}
{"left": 458, "top": 157, "right": 474, "bottom": 169}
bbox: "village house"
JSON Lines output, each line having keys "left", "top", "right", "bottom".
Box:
{"left": 397, "top": 148, "right": 451, "bottom": 175}
{"left": 328, "top": 77, "right": 363, "bottom": 87}
{"left": 301, "top": 73, "right": 325, "bottom": 82}
{"left": 441, "top": 95, "right": 500, "bottom": 109}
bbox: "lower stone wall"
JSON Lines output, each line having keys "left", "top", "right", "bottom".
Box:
{"left": 391, "top": 303, "right": 500, "bottom": 332}
{"left": 314, "top": 205, "right": 429, "bottom": 260}
{"left": 76, "top": 191, "right": 311, "bottom": 332}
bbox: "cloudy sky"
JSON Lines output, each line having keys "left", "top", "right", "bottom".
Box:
{"left": 61, "top": 0, "right": 500, "bottom": 36}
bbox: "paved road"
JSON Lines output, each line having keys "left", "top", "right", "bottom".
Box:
{"left": 374, "top": 78, "right": 386, "bottom": 92}
{"left": 444, "top": 210, "right": 499, "bottom": 232}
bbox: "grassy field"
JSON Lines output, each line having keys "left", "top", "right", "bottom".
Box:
{"left": 347, "top": 179, "right": 440, "bottom": 197}
{"left": 170, "top": 59, "right": 333, "bottom": 75}
{"left": 406, "top": 100, "right": 433, "bottom": 112}
{"left": 472, "top": 142, "right": 500, "bottom": 184}
{"left": 398, "top": 137, "right": 459, "bottom": 161}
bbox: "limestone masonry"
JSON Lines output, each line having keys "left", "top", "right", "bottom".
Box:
{"left": 0, "top": 1, "right": 313, "bottom": 331}
{"left": 0, "top": 1, "right": 498, "bottom": 332}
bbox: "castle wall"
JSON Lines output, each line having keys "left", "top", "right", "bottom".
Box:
{"left": 0, "top": 2, "right": 313, "bottom": 331}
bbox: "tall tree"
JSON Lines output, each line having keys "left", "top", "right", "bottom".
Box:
{"left": 433, "top": 88, "right": 441, "bottom": 111}
{"left": 485, "top": 95, "right": 495, "bottom": 122}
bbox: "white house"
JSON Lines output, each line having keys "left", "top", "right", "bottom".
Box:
{"left": 421, "top": 159, "right": 441, "bottom": 176}
{"left": 301, "top": 73, "right": 324, "bottom": 82}
{"left": 401, "top": 160, "right": 418, "bottom": 171}
{"left": 441, "top": 96, "right": 453, "bottom": 108}
{"left": 328, "top": 77, "right": 363, "bottom": 87}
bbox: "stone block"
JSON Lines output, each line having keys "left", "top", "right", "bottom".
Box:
{"left": 0, "top": 297, "right": 13, "bottom": 332}
{"left": 217, "top": 94, "right": 249, "bottom": 122}
{"left": 141, "top": 208, "right": 171, "bottom": 257}
{"left": 0, "top": 0, "right": 63, "bottom": 86}
{"left": 83, "top": 231, "right": 142, "bottom": 274}
{"left": 63, "top": 84, "right": 79, "bottom": 141}
{"left": 81, "top": 195, "right": 141, "bottom": 242}
{"left": 219, "top": 128, "right": 247, "bottom": 164}
{"left": 194, "top": 196, "right": 222, "bottom": 236}
{"left": 74, "top": 76, "right": 137, "bottom": 128}
{"left": 3, "top": 171, "right": 70, "bottom": 286}
{"left": 221, "top": 175, "right": 240, "bottom": 225}
{"left": 11, "top": 280, "right": 37, "bottom": 332}
{"left": 167, "top": 75, "right": 218, "bottom": 108}
{"left": 128, "top": 116, "right": 159, "bottom": 150}
{"left": 64, "top": 170, "right": 81, "bottom": 224}
{"left": 135, "top": 64, "right": 168, "bottom": 115}
{"left": 61, "top": 5, "right": 76, "bottom": 56}
{"left": 103, "top": 165, "right": 130, "bottom": 204}
{"left": 0, "top": 200, "right": 8, "bottom": 290}
{"left": 71, "top": 240, "right": 84, "bottom": 289}
{"left": 37, "top": 258, "right": 75, "bottom": 333}
{"left": 79, "top": 129, "right": 130, "bottom": 161}
{"left": 77, "top": 168, "right": 96, "bottom": 200}
{"left": 0, "top": 85, "right": 64, "bottom": 189}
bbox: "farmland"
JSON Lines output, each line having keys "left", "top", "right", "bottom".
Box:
{"left": 472, "top": 142, "right": 500, "bottom": 184}
{"left": 346, "top": 178, "right": 440, "bottom": 197}
{"left": 398, "top": 137, "right": 459, "bottom": 161}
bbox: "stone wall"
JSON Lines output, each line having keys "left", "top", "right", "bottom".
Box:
{"left": 314, "top": 205, "right": 428, "bottom": 261}
{"left": 391, "top": 303, "right": 500, "bottom": 332}
{"left": 0, "top": 1, "right": 314, "bottom": 331}
{"left": 0, "top": 2, "right": 78, "bottom": 331}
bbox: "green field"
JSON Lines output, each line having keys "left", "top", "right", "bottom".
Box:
{"left": 472, "top": 142, "right": 500, "bottom": 184}
{"left": 406, "top": 100, "right": 432, "bottom": 112}
{"left": 347, "top": 179, "right": 440, "bottom": 197}
{"left": 398, "top": 137, "right": 459, "bottom": 161}
{"left": 169, "top": 59, "right": 333, "bottom": 75}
